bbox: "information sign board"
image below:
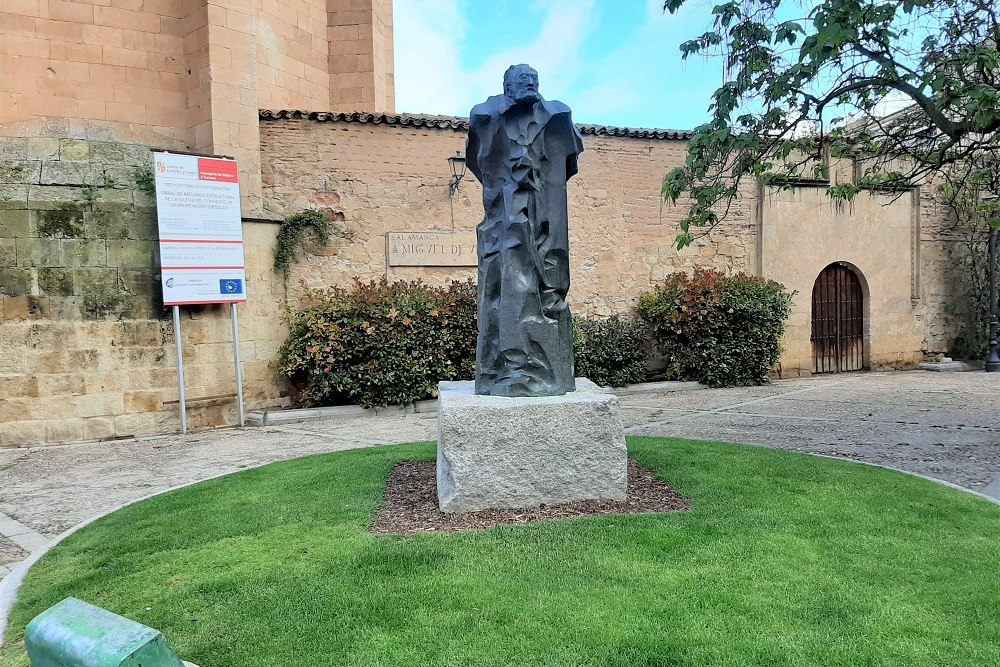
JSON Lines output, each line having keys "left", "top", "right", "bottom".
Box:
{"left": 152, "top": 152, "right": 247, "bottom": 305}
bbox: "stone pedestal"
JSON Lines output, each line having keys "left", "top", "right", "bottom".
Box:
{"left": 436, "top": 378, "right": 627, "bottom": 513}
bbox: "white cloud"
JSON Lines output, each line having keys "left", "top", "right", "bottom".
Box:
{"left": 471, "top": 0, "right": 596, "bottom": 102}
{"left": 393, "top": 0, "right": 470, "bottom": 115}
{"left": 392, "top": 0, "right": 723, "bottom": 128}
{"left": 569, "top": 1, "right": 725, "bottom": 128}
{"left": 393, "top": 0, "right": 596, "bottom": 117}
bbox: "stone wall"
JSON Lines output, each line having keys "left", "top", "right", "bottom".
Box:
{"left": 260, "top": 114, "right": 964, "bottom": 374}
{"left": 259, "top": 115, "right": 757, "bottom": 317}
{"left": 0, "top": 112, "right": 975, "bottom": 447}
{"left": 915, "top": 187, "right": 985, "bottom": 357}
{"left": 327, "top": 0, "right": 395, "bottom": 111}
{"left": 1, "top": 0, "right": 191, "bottom": 144}
{"left": 761, "top": 187, "right": 925, "bottom": 376}
{"left": 1, "top": 0, "right": 396, "bottom": 215}
{"left": 255, "top": 0, "right": 331, "bottom": 111}
{"left": 0, "top": 123, "right": 290, "bottom": 448}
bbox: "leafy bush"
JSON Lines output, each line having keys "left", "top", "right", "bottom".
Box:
{"left": 949, "top": 327, "right": 988, "bottom": 361}
{"left": 636, "top": 269, "right": 793, "bottom": 387}
{"left": 278, "top": 278, "right": 477, "bottom": 408}
{"left": 573, "top": 315, "right": 648, "bottom": 387}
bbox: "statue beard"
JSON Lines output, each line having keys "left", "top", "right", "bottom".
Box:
{"left": 510, "top": 89, "right": 541, "bottom": 107}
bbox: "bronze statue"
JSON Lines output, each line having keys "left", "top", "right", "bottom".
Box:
{"left": 467, "top": 64, "right": 584, "bottom": 397}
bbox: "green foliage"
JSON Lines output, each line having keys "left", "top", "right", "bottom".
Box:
{"left": 572, "top": 315, "right": 649, "bottom": 387}
{"left": 133, "top": 167, "right": 156, "bottom": 197}
{"left": 274, "top": 210, "right": 350, "bottom": 282}
{"left": 5, "top": 439, "right": 1000, "bottom": 667}
{"left": 937, "top": 156, "right": 1000, "bottom": 360}
{"left": 662, "top": 0, "right": 1000, "bottom": 247}
{"left": 278, "top": 278, "right": 476, "bottom": 408}
{"left": 636, "top": 268, "right": 793, "bottom": 387}
{"left": 79, "top": 186, "right": 100, "bottom": 206}
{"left": 949, "top": 329, "right": 987, "bottom": 362}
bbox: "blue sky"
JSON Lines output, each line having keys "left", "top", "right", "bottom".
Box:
{"left": 393, "top": 0, "right": 728, "bottom": 131}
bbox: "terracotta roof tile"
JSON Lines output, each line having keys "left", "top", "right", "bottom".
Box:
{"left": 259, "top": 110, "right": 693, "bottom": 140}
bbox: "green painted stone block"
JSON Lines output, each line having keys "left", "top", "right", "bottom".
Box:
{"left": 25, "top": 598, "right": 186, "bottom": 667}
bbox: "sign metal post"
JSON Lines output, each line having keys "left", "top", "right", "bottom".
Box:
{"left": 231, "top": 303, "right": 245, "bottom": 425}
{"left": 172, "top": 305, "right": 187, "bottom": 434}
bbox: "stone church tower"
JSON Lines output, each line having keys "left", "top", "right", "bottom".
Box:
{"left": 0, "top": 0, "right": 395, "bottom": 214}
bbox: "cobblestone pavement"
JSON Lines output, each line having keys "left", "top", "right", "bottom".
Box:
{"left": 2, "top": 370, "right": 999, "bottom": 581}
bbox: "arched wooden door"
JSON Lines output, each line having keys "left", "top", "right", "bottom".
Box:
{"left": 811, "top": 263, "right": 864, "bottom": 373}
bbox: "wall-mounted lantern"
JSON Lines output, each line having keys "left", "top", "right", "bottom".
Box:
{"left": 448, "top": 151, "right": 466, "bottom": 196}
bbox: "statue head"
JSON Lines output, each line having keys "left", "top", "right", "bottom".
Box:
{"left": 503, "top": 64, "right": 541, "bottom": 105}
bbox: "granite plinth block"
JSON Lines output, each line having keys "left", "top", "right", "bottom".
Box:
{"left": 436, "top": 378, "right": 627, "bottom": 513}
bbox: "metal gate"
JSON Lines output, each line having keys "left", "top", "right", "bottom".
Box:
{"left": 811, "top": 263, "right": 864, "bottom": 373}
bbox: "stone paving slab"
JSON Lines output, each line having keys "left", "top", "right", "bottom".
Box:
{"left": 0, "top": 538, "right": 27, "bottom": 569}
{"left": 719, "top": 397, "right": 1000, "bottom": 429}
{"left": 628, "top": 388, "right": 1000, "bottom": 492}
{"left": 618, "top": 406, "right": 697, "bottom": 429}
{"left": 0, "top": 415, "right": 436, "bottom": 537}
{"left": 0, "top": 514, "right": 47, "bottom": 553}
{"left": 615, "top": 383, "right": 801, "bottom": 409}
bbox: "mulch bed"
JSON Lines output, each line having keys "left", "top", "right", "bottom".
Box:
{"left": 370, "top": 458, "right": 692, "bottom": 535}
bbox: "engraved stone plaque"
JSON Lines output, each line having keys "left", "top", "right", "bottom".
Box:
{"left": 386, "top": 231, "right": 478, "bottom": 267}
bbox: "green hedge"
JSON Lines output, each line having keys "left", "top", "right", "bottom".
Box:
{"left": 278, "top": 279, "right": 477, "bottom": 408}
{"left": 573, "top": 315, "right": 648, "bottom": 387}
{"left": 636, "top": 269, "right": 793, "bottom": 387}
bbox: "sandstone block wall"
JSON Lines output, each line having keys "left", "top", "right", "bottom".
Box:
{"left": 258, "top": 116, "right": 757, "bottom": 318}
{"left": 0, "top": 124, "right": 290, "bottom": 448}
{"left": 761, "top": 187, "right": 925, "bottom": 376}
{"left": 327, "top": 0, "right": 395, "bottom": 111}
{"left": 1, "top": 0, "right": 191, "bottom": 143}
{"left": 256, "top": 0, "right": 331, "bottom": 111}
{"left": 0, "top": 112, "right": 974, "bottom": 447}
{"left": 1, "top": 0, "right": 396, "bottom": 215}
{"left": 260, "top": 114, "right": 963, "bottom": 377}
{"left": 914, "top": 188, "right": 985, "bottom": 357}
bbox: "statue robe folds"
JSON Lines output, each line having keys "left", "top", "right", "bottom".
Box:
{"left": 466, "top": 95, "right": 585, "bottom": 397}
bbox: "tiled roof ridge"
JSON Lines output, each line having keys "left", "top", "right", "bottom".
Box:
{"left": 259, "top": 109, "right": 694, "bottom": 140}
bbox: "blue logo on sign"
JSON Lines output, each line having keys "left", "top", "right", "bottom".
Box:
{"left": 220, "top": 279, "right": 243, "bottom": 295}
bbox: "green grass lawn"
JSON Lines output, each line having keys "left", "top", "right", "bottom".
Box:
{"left": 3, "top": 438, "right": 1000, "bottom": 667}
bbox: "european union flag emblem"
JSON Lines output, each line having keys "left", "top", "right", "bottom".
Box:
{"left": 220, "top": 279, "right": 243, "bottom": 294}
